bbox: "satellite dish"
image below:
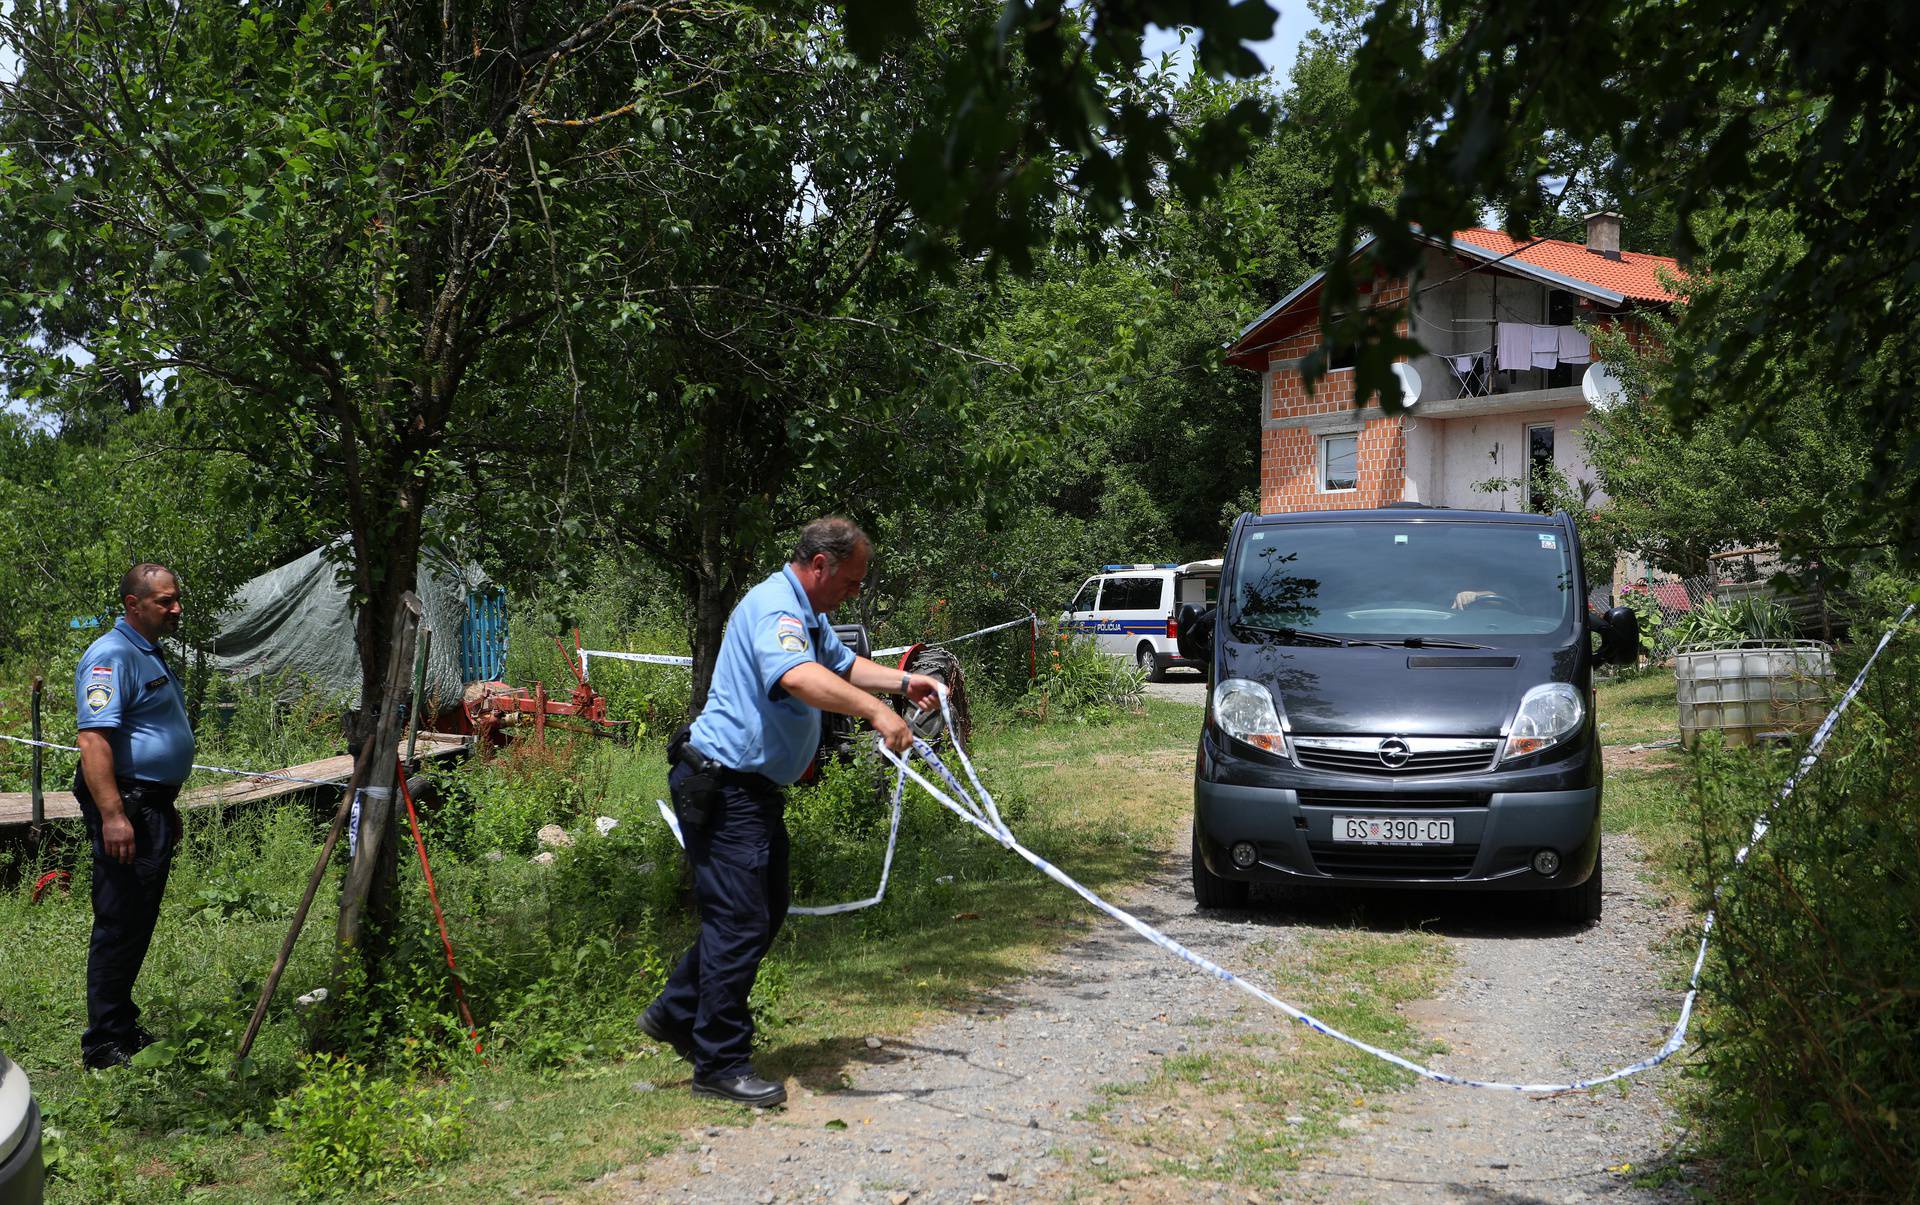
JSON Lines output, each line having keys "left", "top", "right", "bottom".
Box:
{"left": 1390, "top": 361, "right": 1422, "bottom": 408}
{"left": 1582, "top": 362, "right": 1625, "bottom": 409}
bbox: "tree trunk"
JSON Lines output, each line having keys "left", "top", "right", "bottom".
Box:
{"left": 322, "top": 590, "right": 422, "bottom": 1044}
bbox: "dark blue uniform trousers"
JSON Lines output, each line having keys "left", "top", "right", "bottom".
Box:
{"left": 652, "top": 762, "right": 790, "bottom": 1079}
{"left": 72, "top": 774, "right": 181, "bottom": 1061}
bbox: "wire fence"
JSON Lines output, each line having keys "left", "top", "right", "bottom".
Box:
{"left": 1612, "top": 567, "right": 1838, "bottom": 660}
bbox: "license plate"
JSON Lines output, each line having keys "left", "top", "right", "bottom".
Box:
{"left": 1332, "top": 815, "right": 1454, "bottom": 845}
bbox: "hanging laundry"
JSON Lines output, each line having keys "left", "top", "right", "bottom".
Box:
{"left": 1530, "top": 324, "right": 1560, "bottom": 369}
{"left": 1557, "top": 326, "right": 1592, "bottom": 365}
{"left": 1496, "top": 321, "right": 1532, "bottom": 372}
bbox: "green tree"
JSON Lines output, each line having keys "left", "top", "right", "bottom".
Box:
{"left": 1302, "top": 0, "right": 1920, "bottom": 570}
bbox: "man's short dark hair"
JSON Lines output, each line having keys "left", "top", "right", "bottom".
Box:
{"left": 120, "top": 563, "right": 176, "bottom": 602}
{"left": 790, "top": 517, "right": 870, "bottom": 567}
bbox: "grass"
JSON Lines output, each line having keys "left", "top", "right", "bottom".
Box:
{"left": 4, "top": 672, "right": 1712, "bottom": 1201}
{"left": 1593, "top": 669, "right": 1678, "bottom": 746}
{"left": 1076, "top": 928, "right": 1453, "bottom": 1190}
{"left": 0, "top": 698, "right": 1211, "bottom": 1202}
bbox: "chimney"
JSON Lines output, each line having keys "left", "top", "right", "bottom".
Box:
{"left": 1584, "top": 211, "right": 1623, "bottom": 260}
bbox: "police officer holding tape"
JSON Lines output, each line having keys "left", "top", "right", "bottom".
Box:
{"left": 640, "top": 518, "right": 939, "bottom": 1107}
{"left": 72, "top": 564, "right": 195, "bottom": 1070}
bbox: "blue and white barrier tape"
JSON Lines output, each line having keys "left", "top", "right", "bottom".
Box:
{"left": 578, "top": 648, "right": 696, "bottom": 681}
{"left": 581, "top": 610, "right": 1037, "bottom": 682}
{"left": 873, "top": 612, "right": 1038, "bottom": 659}
{"left": 0, "top": 733, "right": 344, "bottom": 788}
{"left": 655, "top": 758, "right": 908, "bottom": 916}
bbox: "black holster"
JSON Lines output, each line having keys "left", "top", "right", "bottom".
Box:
{"left": 667, "top": 724, "right": 720, "bottom": 830}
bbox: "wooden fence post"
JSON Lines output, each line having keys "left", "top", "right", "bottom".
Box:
{"left": 29, "top": 677, "right": 45, "bottom": 843}
{"left": 407, "top": 628, "right": 432, "bottom": 765}
{"left": 330, "top": 591, "right": 423, "bottom": 1001}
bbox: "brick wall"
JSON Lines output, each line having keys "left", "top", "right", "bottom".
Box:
{"left": 1258, "top": 279, "right": 1412, "bottom": 514}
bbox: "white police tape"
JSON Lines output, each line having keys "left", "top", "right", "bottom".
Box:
{"left": 578, "top": 648, "right": 695, "bottom": 681}
{"left": 580, "top": 611, "right": 1037, "bottom": 682}
{"left": 851, "top": 610, "right": 1910, "bottom": 1095}
{"left": 0, "top": 734, "right": 344, "bottom": 788}
{"left": 872, "top": 612, "right": 1038, "bottom": 659}
{"left": 347, "top": 785, "right": 394, "bottom": 861}
{"left": 654, "top": 761, "right": 907, "bottom": 916}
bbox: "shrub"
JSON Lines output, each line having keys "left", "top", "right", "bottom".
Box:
{"left": 1666, "top": 594, "right": 1797, "bottom": 648}
{"left": 1688, "top": 633, "right": 1920, "bottom": 1199}
{"left": 430, "top": 738, "right": 598, "bottom": 857}
{"left": 1018, "top": 631, "right": 1144, "bottom": 724}
{"left": 271, "top": 1054, "right": 470, "bottom": 1196}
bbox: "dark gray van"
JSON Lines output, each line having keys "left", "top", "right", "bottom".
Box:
{"left": 1179, "top": 505, "right": 1638, "bottom": 923}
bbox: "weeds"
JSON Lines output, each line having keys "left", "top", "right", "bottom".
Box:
{"left": 1685, "top": 635, "right": 1920, "bottom": 1199}
{"left": 1019, "top": 631, "right": 1145, "bottom": 724}
{"left": 271, "top": 1054, "right": 471, "bottom": 1197}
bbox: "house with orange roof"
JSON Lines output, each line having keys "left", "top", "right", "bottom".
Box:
{"left": 1226, "top": 212, "right": 1682, "bottom": 515}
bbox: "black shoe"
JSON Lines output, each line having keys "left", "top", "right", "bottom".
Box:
{"left": 692, "top": 1072, "right": 787, "bottom": 1108}
{"left": 83, "top": 1043, "right": 132, "bottom": 1071}
{"left": 637, "top": 1008, "right": 694, "bottom": 1062}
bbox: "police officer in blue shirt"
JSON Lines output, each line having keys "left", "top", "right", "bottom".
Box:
{"left": 72, "top": 563, "right": 195, "bottom": 1070}
{"left": 640, "top": 518, "right": 940, "bottom": 1107}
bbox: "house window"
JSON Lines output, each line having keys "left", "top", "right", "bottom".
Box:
{"left": 1327, "top": 340, "right": 1359, "bottom": 372}
{"left": 1322, "top": 432, "right": 1359, "bottom": 492}
{"left": 1527, "top": 423, "right": 1556, "bottom": 512}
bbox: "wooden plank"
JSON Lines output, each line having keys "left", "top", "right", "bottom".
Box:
{"left": 0, "top": 733, "right": 468, "bottom": 827}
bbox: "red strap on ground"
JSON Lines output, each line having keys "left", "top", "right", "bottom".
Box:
{"left": 31, "top": 869, "right": 69, "bottom": 904}
{"left": 396, "top": 758, "right": 484, "bottom": 1058}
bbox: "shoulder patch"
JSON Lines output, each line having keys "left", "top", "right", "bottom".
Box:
{"left": 778, "top": 632, "right": 807, "bottom": 653}
{"left": 85, "top": 683, "right": 114, "bottom": 713}
{"left": 90, "top": 665, "right": 113, "bottom": 678}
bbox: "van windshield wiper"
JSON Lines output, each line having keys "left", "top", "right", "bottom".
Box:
{"left": 1230, "top": 622, "right": 1348, "bottom": 647}
{"left": 1397, "top": 637, "right": 1493, "bottom": 650}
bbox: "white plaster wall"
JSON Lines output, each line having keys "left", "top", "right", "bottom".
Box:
{"left": 1400, "top": 413, "right": 1444, "bottom": 503}
{"left": 1415, "top": 404, "right": 1605, "bottom": 511}
{"left": 1406, "top": 248, "right": 1556, "bottom": 403}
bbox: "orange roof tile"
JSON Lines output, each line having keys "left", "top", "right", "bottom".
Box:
{"left": 1450, "top": 228, "right": 1684, "bottom": 303}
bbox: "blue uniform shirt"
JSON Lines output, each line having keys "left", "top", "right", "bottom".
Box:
{"left": 75, "top": 618, "right": 196, "bottom": 786}
{"left": 688, "top": 566, "right": 857, "bottom": 785}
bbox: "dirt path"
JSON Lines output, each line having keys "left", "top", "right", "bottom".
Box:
{"left": 1289, "top": 833, "right": 1697, "bottom": 1203}
{"left": 601, "top": 823, "right": 1696, "bottom": 1204}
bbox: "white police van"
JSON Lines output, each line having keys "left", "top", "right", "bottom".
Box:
{"left": 1061, "top": 561, "right": 1222, "bottom": 680}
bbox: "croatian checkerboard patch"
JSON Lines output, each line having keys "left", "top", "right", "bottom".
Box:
{"left": 774, "top": 613, "right": 807, "bottom": 653}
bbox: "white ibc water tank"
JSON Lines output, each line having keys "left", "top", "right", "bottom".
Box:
{"left": 1673, "top": 640, "right": 1834, "bottom": 749}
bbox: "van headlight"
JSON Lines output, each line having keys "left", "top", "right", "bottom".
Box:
{"left": 1502, "top": 683, "right": 1584, "bottom": 761}
{"left": 1213, "top": 677, "right": 1289, "bottom": 754}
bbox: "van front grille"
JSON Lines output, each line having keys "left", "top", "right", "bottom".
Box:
{"left": 1291, "top": 736, "right": 1499, "bottom": 777}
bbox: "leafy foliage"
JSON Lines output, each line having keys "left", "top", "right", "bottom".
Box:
{"left": 1020, "top": 630, "right": 1146, "bottom": 724}
{"left": 1688, "top": 635, "right": 1920, "bottom": 1198}
{"left": 1664, "top": 596, "right": 1796, "bottom": 650}
{"left": 271, "top": 1054, "right": 471, "bottom": 1197}
{"left": 1313, "top": 0, "right": 1920, "bottom": 571}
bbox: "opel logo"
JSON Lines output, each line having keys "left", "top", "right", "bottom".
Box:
{"left": 1378, "top": 737, "right": 1412, "bottom": 768}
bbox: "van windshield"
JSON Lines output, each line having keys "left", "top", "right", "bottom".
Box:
{"left": 1232, "top": 521, "right": 1576, "bottom": 643}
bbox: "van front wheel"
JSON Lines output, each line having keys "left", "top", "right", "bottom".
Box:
{"left": 1136, "top": 642, "right": 1168, "bottom": 682}
{"left": 1545, "top": 848, "right": 1603, "bottom": 925}
{"left": 1191, "top": 827, "right": 1249, "bottom": 910}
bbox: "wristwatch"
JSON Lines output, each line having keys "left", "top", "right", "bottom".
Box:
{"left": 900, "top": 672, "right": 912, "bottom": 695}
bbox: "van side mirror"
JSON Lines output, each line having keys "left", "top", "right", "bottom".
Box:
{"left": 1597, "top": 604, "right": 1639, "bottom": 665}
{"left": 1177, "top": 604, "right": 1214, "bottom": 662}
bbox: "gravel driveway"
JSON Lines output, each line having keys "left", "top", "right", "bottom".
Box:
{"left": 1142, "top": 671, "right": 1208, "bottom": 707}
{"left": 605, "top": 686, "right": 1697, "bottom": 1203}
